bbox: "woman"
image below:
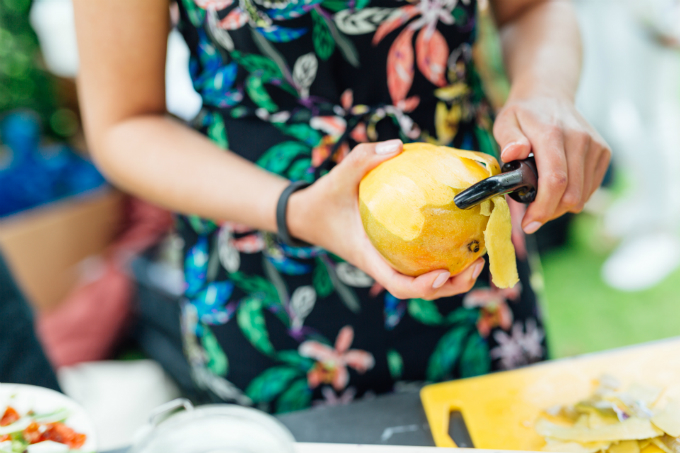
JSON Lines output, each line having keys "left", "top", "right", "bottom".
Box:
{"left": 73, "top": 0, "right": 610, "bottom": 411}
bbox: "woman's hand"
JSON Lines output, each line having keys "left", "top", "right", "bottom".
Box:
{"left": 288, "top": 139, "right": 485, "bottom": 301}
{"left": 489, "top": 0, "right": 611, "bottom": 234}
{"left": 493, "top": 94, "right": 611, "bottom": 234}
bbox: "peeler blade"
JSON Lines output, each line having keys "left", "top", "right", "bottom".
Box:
{"left": 453, "top": 156, "right": 538, "bottom": 210}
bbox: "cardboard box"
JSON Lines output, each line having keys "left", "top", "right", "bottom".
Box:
{"left": 0, "top": 187, "right": 124, "bottom": 312}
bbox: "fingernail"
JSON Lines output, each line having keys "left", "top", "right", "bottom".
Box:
{"left": 472, "top": 262, "right": 484, "bottom": 279}
{"left": 524, "top": 221, "right": 542, "bottom": 234}
{"left": 432, "top": 271, "right": 450, "bottom": 289}
{"left": 500, "top": 141, "right": 520, "bottom": 161}
{"left": 375, "top": 139, "right": 402, "bottom": 155}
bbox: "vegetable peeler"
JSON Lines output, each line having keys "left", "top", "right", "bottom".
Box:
{"left": 453, "top": 156, "right": 538, "bottom": 210}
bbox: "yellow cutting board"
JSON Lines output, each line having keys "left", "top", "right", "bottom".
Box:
{"left": 420, "top": 338, "right": 680, "bottom": 450}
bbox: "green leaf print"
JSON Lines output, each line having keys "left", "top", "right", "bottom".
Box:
{"left": 328, "top": 253, "right": 345, "bottom": 263}
{"left": 426, "top": 325, "right": 470, "bottom": 382}
{"left": 237, "top": 295, "right": 276, "bottom": 356}
{"left": 180, "top": 0, "right": 205, "bottom": 27}
{"left": 207, "top": 114, "right": 228, "bottom": 150}
{"left": 313, "top": 258, "right": 334, "bottom": 298}
{"left": 230, "top": 106, "right": 249, "bottom": 119}
{"left": 287, "top": 158, "right": 313, "bottom": 182}
{"left": 229, "top": 271, "right": 280, "bottom": 305}
{"left": 246, "top": 366, "right": 303, "bottom": 404}
{"left": 459, "top": 331, "right": 490, "bottom": 378}
{"left": 277, "top": 350, "right": 315, "bottom": 372}
{"left": 231, "top": 51, "right": 284, "bottom": 80}
{"left": 187, "top": 215, "right": 218, "bottom": 235}
{"left": 201, "top": 325, "right": 229, "bottom": 376}
{"left": 320, "top": 0, "right": 348, "bottom": 12}
{"left": 356, "top": 0, "right": 370, "bottom": 9}
{"left": 474, "top": 125, "right": 500, "bottom": 160}
{"left": 446, "top": 307, "right": 480, "bottom": 326}
{"left": 275, "top": 123, "right": 323, "bottom": 147}
{"left": 276, "top": 378, "right": 312, "bottom": 414}
{"left": 256, "top": 141, "right": 311, "bottom": 176}
{"left": 246, "top": 73, "right": 278, "bottom": 113}
{"left": 312, "top": 9, "right": 336, "bottom": 60}
{"left": 387, "top": 349, "right": 404, "bottom": 381}
{"left": 408, "top": 299, "right": 445, "bottom": 326}
{"left": 452, "top": 6, "right": 469, "bottom": 24}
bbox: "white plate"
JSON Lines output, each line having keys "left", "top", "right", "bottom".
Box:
{"left": 0, "top": 384, "right": 97, "bottom": 452}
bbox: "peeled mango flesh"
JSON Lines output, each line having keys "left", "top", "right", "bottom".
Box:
{"left": 358, "top": 143, "right": 519, "bottom": 288}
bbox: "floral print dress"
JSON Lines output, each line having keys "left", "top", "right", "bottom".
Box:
{"left": 175, "top": 0, "right": 547, "bottom": 413}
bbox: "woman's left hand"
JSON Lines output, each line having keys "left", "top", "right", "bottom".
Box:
{"left": 492, "top": 94, "right": 611, "bottom": 234}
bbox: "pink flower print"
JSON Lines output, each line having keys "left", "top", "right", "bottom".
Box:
{"left": 220, "top": 221, "right": 255, "bottom": 234}
{"left": 194, "top": 0, "right": 233, "bottom": 10}
{"left": 350, "top": 123, "right": 369, "bottom": 144}
{"left": 219, "top": 8, "right": 249, "bottom": 30}
{"left": 340, "top": 89, "right": 354, "bottom": 111}
{"left": 299, "top": 326, "right": 375, "bottom": 391}
{"left": 369, "top": 282, "right": 384, "bottom": 298}
{"left": 310, "top": 116, "right": 347, "bottom": 138}
{"left": 374, "top": 0, "right": 467, "bottom": 104}
{"left": 490, "top": 319, "right": 544, "bottom": 370}
{"left": 313, "top": 386, "right": 356, "bottom": 407}
{"left": 311, "top": 133, "right": 350, "bottom": 167}
{"left": 463, "top": 282, "right": 522, "bottom": 337}
{"left": 373, "top": 5, "right": 419, "bottom": 45}
{"left": 386, "top": 26, "right": 416, "bottom": 105}
{"left": 415, "top": 24, "right": 448, "bottom": 87}
{"left": 219, "top": 222, "right": 264, "bottom": 254}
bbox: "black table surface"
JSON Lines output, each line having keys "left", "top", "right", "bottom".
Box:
{"left": 103, "top": 388, "right": 438, "bottom": 452}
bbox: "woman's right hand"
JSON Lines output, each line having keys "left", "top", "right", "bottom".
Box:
{"left": 287, "top": 139, "right": 485, "bottom": 301}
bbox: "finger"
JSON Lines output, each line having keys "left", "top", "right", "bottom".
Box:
{"left": 583, "top": 139, "right": 602, "bottom": 201}
{"left": 357, "top": 240, "right": 432, "bottom": 300}
{"left": 360, "top": 238, "right": 473, "bottom": 300}
{"left": 589, "top": 144, "right": 611, "bottom": 197}
{"left": 493, "top": 109, "right": 532, "bottom": 163}
{"left": 335, "top": 139, "right": 403, "bottom": 187}
{"left": 559, "top": 131, "right": 590, "bottom": 214}
{"left": 427, "top": 258, "right": 486, "bottom": 300}
{"left": 522, "top": 126, "right": 568, "bottom": 233}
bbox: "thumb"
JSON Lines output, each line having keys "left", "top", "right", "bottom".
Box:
{"left": 493, "top": 110, "right": 532, "bottom": 163}
{"left": 337, "top": 139, "right": 403, "bottom": 186}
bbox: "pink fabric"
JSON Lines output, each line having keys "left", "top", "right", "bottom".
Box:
{"left": 36, "top": 197, "right": 174, "bottom": 368}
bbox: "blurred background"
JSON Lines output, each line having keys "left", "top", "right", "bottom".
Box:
{"left": 0, "top": 0, "right": 679, "bottom": 449}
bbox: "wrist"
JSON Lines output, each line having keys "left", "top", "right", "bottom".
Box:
{"left": 507, "top": 78, "right": 575, "bottom": 104}
{"left": 285, "top": 186, "right": 312, "bottom": 245}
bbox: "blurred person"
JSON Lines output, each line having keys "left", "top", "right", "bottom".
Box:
{"left": 72, "top": 0, "right": 610, "bottom": 411}
{"left": 0, "top": 251, "right": 61, "bottom": 391}
{"left": 575, "top": 0, "right": 680, "bottom": 291}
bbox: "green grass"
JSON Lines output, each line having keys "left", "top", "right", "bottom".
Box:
{"left": 540, "top": 214, "right": 680, "bottom": 359}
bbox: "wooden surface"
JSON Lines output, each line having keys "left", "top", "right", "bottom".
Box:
{"left": 0, "top": 188, "right": 123, "bottom": 311}
{"left": 421, "top": 338, "right": 680, "bottom": 449}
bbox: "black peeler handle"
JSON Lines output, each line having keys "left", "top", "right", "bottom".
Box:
{"left": 453, "top": 156, "right": 538, "bottom": 210}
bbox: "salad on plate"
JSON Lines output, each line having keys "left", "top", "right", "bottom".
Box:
{"left": 0, "top": 385, "right": 96, "bottom": 453}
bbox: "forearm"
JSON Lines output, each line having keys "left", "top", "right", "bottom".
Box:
{"left": 94, "top": 115, "right": 288, "bottom": 232}
{"left": 496, "top": 0, "right": 582, "bottom": 101}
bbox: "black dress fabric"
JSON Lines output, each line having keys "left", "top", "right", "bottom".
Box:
{"left": 174, "top": 0, "right": 547, "bottom": 413}
{"left": 0, "top": 251, "right": 61, "bottom": 391}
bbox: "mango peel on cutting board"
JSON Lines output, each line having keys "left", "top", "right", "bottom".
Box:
{"left": 536, "top": 375, "right": 680, "bottom": 453}
{"left": 359, "top": 143, "right": 519, "bottom": 288}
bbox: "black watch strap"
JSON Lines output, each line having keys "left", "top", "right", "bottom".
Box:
{"left": 276, "top": 180, "right": 312, "bottom": 247}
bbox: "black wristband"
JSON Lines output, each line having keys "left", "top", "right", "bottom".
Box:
{"left": 276, "top": 180, "right": 312, "bottom": 248}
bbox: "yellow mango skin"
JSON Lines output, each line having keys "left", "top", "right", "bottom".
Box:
{"left": 485, "top": 195, "right": 520, "bottom": 288}
{"left": 360, "top": 200, "right": 489, "bottom": 277}
{"left": 359, "top": 143, "right": 518, "bottom": 287}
